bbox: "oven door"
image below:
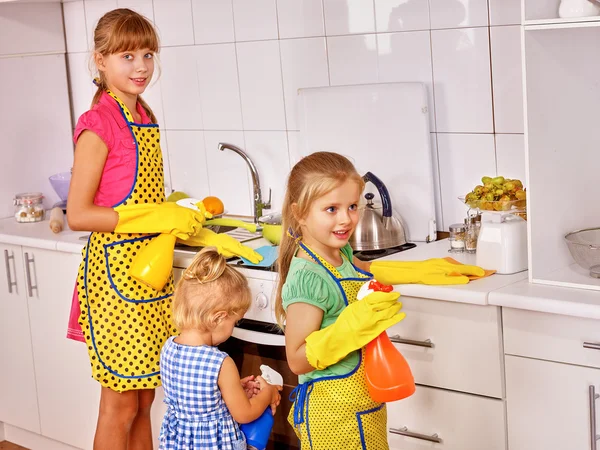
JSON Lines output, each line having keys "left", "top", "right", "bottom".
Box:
{"left": 233, "top": 318, "right": 285, "bottom": 346}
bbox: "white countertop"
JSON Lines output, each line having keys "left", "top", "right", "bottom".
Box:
{"left": 0, "top": 215, "right": 528, "bottom": 307}
{"left": 489, "top": 279, "right": 600, "bottom": 320}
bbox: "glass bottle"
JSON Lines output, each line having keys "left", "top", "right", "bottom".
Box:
{"left": 465, "top": 214, "right": 481, "bottom": 254}
{"left": 448, "top": 223, "right": 466, "bottom": 253}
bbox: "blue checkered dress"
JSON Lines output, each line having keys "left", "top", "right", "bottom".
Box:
{"left": 159, "top": 337, "right": 246, "bottom": 450}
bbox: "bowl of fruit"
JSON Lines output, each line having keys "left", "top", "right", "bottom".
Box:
{"left": 460, "top": 176, "right": 527, "bottom": 214}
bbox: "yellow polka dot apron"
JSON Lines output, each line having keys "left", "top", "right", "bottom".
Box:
{"left": 77, "top": 90, "right": 176, "bottom": 393}
{"left": 289, "top": 243, "right": 389, "bottom": 450}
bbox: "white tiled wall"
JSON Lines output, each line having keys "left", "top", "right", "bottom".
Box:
{"left": 63, "top": 0, "right": 525, "bottom": 229}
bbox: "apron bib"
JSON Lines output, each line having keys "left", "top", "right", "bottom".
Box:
{"left": 77, "top": 90, "right": 176, "bottom": 393}
{"left": 289, "top": 243, "right": 389, "bottom": 450}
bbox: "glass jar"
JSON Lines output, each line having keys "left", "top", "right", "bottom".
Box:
{"left": 448, "top": 223, "right": 466, "bottom": 253}
{"left": 14, "top": 192, "right": 45, "bottom": 223}
{"left": 465, "top": 214, "right": 481, "bottom": 254}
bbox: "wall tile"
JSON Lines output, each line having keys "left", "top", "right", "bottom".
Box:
{"left": 327, "top": 34, "right": 378, "bottom": 85}
{"left": 63, "top": 1, "right": 89, "bottom": 53}
{"left": 203, "top": 131, "right": 253, "bottom": 216}
{"left": 232, "top": 0, "right": 278, "bottom": 42}
{"left": 84, "top": 0, "right": 118, "bottom": 46}
{"left": 377, "top": 30, "right": 435, "bottom": 130}
{"left": 196, "top": 43, "right": 243, "bottom": 130}
{"left": 431, "top": 27, "right": 493, "bottom": 133}
{"left": 280, "top": 37, "right": 329, "bottom": 131}
{"left": 277, "top": 0, "right": 325, "bottom": 39}
{"left": 236, "top": 40, "right": 286, "bottom": 130}
{"left": 243, "top": 131, "right": 290, "bottom": 213}
{"left": 323, "top": 0, "right": 375, "bottom": 35}
{"left": 374, "top": 0, "right": 430, "bottom": 32}
{"left": 67, "top": 52, "right": 96, "bottom": 125}
{"left": 495, "top": 134, "right": 526, "bottom": 184}
{"left": 192, "top": 0, "right": 235, "bottom": 44}
{"left": 142, "top": 79, "right": 165, "bottom": 128}
{"left": 429, "top": 0, "right": 489, "bottom": 29}
{"left": 164, "top": 130, "right": 210, "bottom": 197}
{"left": 159, "top": 46, "right": 204, "bottom": 130}
{"left": 154, "top": 0, "right": 195, "bottom": 46}
{"left": 437, "top": 133, "right": 496, "bottom": 227}
{"left": 489, "top": 0, "right": 521, "bottom": 25}
{"left": 490, "top": 25, "right": 524, "bottom": 133}
{"left": 160, "top": 131, "right": 172, "bottom": 195}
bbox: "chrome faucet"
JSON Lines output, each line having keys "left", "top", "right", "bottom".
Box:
{"left": 218, "top": 142, "right": 271, "bottom": 223}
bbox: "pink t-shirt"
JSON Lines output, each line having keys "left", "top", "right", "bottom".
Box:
{"left": 73, "top": 91, "right": 152, "bottom": 207}
{"left": 67, "top": 92, "right": 154, "bottom": 342}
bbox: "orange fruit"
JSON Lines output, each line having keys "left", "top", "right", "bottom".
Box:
{"left": 202, "top": 196, "right": 225, "bottom": 215}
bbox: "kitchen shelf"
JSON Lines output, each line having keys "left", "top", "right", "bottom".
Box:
{"left": 532, "top": 263, "right": 600, "bottom": 292}
{"left": 524, "top": 16, "right": 600, "bottom": 30}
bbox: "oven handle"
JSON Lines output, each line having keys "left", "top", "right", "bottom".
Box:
{"left": 232, "top": 327, "right": 286, "bottom": 346}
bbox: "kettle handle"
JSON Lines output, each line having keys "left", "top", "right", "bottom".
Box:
{"left": 363, "top": 172, "right": 393, "bottom": 218}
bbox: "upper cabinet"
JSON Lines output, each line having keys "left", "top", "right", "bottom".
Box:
{"left": 523, "top": 0, "right": 600, "bottom": 291}
{"left": 0, "top": 2, "right": 74, "bottom": 217}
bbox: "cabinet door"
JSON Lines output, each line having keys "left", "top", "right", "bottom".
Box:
{"left": 25, "top": 247, "right": 100, "bottom": 450}
{"left": 506, "top": 355, "right": 600, "bottom": 450}
{"left": 386, "top": 384, "right": 506, "bottom": 450}
{"left": 0, "top": 243, "right": 40, "bottom": 433}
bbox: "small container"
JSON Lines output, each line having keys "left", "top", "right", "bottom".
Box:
{"left": 465, "top": 215, "right": 481, "bottom": 254}
{"left": 14, "top": 192, "right": 45, "bottom": 223}
{"left": 448, "top": 223, "right": 466, "bottom": 253}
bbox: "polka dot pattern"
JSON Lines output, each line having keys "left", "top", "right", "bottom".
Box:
{"left": 76, "top": 91, "right": 176, "bottom": 393}
{"left": 289, "top": 247, "right": 388, "bottom": 449}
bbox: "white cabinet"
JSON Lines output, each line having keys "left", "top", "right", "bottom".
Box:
{"left": 24, "top": 246, "right": 100, "bottom": 450}
{"left": 506, "top": 355, "right": 600, "bottom": 450}
{"left": 0, "top": 243, "right": 40, "bottom": 434}
{"left": 387, "top": 384, "right": 506, "bottom": 450}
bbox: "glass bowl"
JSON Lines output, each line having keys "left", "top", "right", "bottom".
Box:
{"left": 565, "top": 228, "right": 600, "bottom": 278}
{"left": 49, "top": 172, "right": 71, "bottom": 202}
{"left": 458, "top": 196, "right": 526, "bottom": 213}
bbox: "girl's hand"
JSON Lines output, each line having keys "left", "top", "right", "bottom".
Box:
{"left": 257, "top": 376, "right": 282, "bottom": 414}
{"left": 240, "top": 375, "right": 260, "bottom": 399}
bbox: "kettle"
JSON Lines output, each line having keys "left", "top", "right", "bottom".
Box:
{"left": 350, "top": 172, "right": 407, "bottom": 251}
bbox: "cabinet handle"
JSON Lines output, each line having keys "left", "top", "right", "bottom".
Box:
{"left": 24, "top": 252, "right": 37, "bottom": 297}
{"left": 4, "top": 250, "right": 17, "bottom": 294}
{"left": 584, "top": 342, "right": 600, "bottom": 351}
{"left": 589, "top": 385, "right": 600, "bottom": 450}
{"left": 390, "top": 426, "right": 442, "bottom": 443}
{"left": 389, "top": 335, "right": 434, "bottom": 348}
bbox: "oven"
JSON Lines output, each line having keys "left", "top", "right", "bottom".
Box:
{"left": 173, "top": 260, "right": 299, "bottom": 450}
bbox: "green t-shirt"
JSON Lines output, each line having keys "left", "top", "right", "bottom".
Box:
{"left": 282, "top": 244, "right": 360, "bottom": 383}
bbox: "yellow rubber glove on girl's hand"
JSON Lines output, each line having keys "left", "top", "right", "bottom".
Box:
{"left": 179, "top": 228, "right": 263, "bottom": 264}
{"left": 305, "top": 291, "right": 405, "bottom": 371}
{"left": 114, "top": 203, "right": 206, "bottom": 239}
{"left": 370, "top": 258, "right": 485, "bottom": 286}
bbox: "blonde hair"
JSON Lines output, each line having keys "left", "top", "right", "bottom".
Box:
{"left": 91, "top": 8, "right": 159, "bottom": 123}
{"left": 173, "top": 247, "right": 251, "bottom": 331}
{"left": 275, "top": 152, "right": 365, "bottom": 326}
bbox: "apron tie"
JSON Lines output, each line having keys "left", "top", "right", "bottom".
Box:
{"left": 290, "top": 381, "right": 313, "bottom": 426}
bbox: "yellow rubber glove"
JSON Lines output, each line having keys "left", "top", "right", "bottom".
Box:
{"left": 180, "top": 228, "right": 263, "bottom": 264}
{"left": 305, "top": 291, "right": 405, "bottom": 371}
{"left": 114, "top": 203, "right": 206, "bottom": 240}
{"left": 370, "top": 258, "right": 485, "bottom": 285}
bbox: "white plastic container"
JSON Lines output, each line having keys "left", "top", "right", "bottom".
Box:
{"left": 475, "top": 213, "right": 528, "bottom": 275}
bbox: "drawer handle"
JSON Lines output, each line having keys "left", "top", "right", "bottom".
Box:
{"left": 4, "top": 250, "right": 17, "bottom": 294}
{"left": 590, "top": 385, "right": 600, "bottom": 450}
{"left": 389, "top": 335, "right": 434, "bottom": 348}
{"left": 24, "top": 252, "right": 37, "bottom": 297}
{"left": 584, "top": 342, "right": 600, "bottom": 351}
{"left": 390, "top": 426, "right": 442, "bottom": 443}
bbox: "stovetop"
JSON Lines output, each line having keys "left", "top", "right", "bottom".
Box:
{"left": 230, "top": 242, "right": 418, "bottom": 272}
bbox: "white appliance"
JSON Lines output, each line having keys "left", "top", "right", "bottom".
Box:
{"left": 476, "top": 213, "right": 528, "bottom": 275}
